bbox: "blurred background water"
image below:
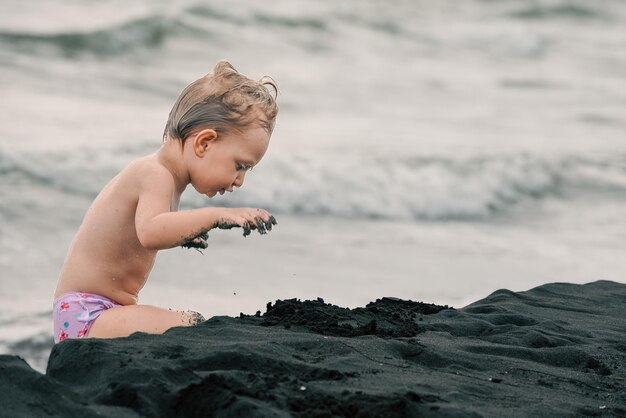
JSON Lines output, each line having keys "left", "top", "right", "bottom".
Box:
{"left": 1, "top": 0, "right": 625, "bottom": 372}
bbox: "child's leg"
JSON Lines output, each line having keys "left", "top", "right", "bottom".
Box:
{"left": 87, "top": 304, "right": 205, "bottom": 339}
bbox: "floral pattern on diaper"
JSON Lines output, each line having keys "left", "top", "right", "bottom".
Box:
{"left": 77, "top": 324, "right": 89, "bottom": 338}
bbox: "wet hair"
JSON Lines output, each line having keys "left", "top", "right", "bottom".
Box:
{"left": 163, "top": 60, "right": 279, "bottom": 142}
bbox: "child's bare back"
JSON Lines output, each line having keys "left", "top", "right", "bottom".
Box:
{"left": 55, "top": 156, "right": 176, "bottom": 306}
{"left": 52, "top": 61, "right": 279, "bottom": 343}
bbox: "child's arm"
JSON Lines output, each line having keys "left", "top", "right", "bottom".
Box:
{"left": 134, "top": 167, "right": 273, "bottom": 251}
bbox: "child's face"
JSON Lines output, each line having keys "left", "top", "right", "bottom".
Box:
{"left": 188, "top": 125, "right": 270, "bottom": 198}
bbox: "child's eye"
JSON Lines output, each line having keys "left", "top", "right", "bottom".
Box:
{"left": 236, "top": 164, "right": 252, "bottom": 172}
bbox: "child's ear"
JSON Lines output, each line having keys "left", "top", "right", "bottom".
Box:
{"left": 192, "top": 129, "right": 218, "bottom": 157}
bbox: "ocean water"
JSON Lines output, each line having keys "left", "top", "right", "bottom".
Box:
{"left": 1, "top": 0, "right": 625, "bottom": 372}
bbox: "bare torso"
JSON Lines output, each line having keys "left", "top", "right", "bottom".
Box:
{"left": 54, "top": 155, "right": 179, "bottom": 305}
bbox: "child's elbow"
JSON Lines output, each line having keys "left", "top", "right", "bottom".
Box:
{"left": 140, "top": 240, "right": 162, "bottom": 251}
{"left": 138, "top": 236, "right": 159, "bottom": 251}
{"left": 136, "top": 228, "right": 164, "bottom": 251}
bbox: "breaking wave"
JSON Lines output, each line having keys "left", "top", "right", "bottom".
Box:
{"left": 4, "top": 145, "right": 626, "bottom": 222}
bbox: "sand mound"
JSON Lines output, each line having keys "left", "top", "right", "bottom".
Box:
{"left": 2, "top": 280, "right": 624, "bottom": 417}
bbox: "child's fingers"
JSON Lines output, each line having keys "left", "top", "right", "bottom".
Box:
{"left": 219, "top": 209, "right": 277, "bottom": 237}
{"left": 255, "top": 217, "right": 267, "bottom": 234}
{"left": 181, "top": 235, "right": 208, "bottom": 249}
{"left": 242, "top": 222, "right": 252, "bottom": 237}
{"left": 251, "top": 208, "right": 273, "bottom": 222}
{"left": 250, "top": 210, "right": 277, "bottom": 234}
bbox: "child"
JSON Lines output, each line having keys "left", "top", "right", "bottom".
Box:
{"left": 52, "top": 60, "right": 279, "bottom": 343}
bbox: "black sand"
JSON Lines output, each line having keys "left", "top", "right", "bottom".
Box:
{"left": 1, "top": 280, "right": 625, "bottom": 417}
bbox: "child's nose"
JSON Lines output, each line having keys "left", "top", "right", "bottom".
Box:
{"left": 232, "top": 172, "right": 246, "bottom": 189}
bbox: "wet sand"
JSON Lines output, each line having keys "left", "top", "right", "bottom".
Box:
{"left": 1, "top": 280, "right": 625, "bottom": 417}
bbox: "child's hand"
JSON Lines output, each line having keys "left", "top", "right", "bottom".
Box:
{"left": 215, "top": 208, "right": 277, "bottom": 237}
{"left": 180, "top": 208, "right": 276, "bottom": 250}
{"left": 181, "top": 231, "right": 209, "bottom": 250}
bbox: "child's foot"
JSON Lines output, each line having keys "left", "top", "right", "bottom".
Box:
{"left": 186, "top": 310, "right": 205, "bottom": 326}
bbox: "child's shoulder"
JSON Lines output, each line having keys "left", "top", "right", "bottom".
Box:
{"left": 119, "top": 154, "right": 177, "bottom": 188}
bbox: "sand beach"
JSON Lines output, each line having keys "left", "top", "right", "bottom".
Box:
{"left": 1, "top": 280, "right": 624, "bottom": 417}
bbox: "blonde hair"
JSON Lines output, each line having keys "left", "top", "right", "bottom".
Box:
{"left": 163, "top": 60, "right": 279, "bottom": 142}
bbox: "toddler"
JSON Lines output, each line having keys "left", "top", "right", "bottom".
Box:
{"left": 53, "top": 60, "right": 278, "bottom": 343}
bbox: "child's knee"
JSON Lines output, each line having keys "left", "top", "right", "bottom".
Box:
{"left": 184, "top": 310, "right": 205, "bottom": 326}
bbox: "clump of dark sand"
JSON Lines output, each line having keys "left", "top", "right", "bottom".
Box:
{"left": 2, "top": 280, "right": 625, "bottom": 417}
{"left": 251, "top": 297, "right": 450, "bottom": 337}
